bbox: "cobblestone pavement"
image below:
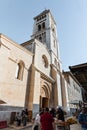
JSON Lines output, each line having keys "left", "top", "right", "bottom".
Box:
{"left": 20, "top": 126, "right": 32, "bottom": 130}
{"left": 0, "top": 122, "right": 81, "bottom": 130}
{"left": 0, "top": 128, "right": 13, "bottom": 130}
{"left": 0, "top": 123, "right": 32, "bottom": 130}
{"left": 0, "top": 126, "right": 32, "bottom": 130}
{"left": 0, "top": 127, "right": 32, "bottom": 130}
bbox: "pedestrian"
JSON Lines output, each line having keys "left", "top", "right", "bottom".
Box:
{"left": 24, "top": 108, "right": 28, "bottom": 121}
{"left": 78, "top": 107, "right": 87, "bottom": 130}
{"left": 15, "top": 112, "right": 21, "bottom": 126}
{"left": 32, "top": 113, "right": 41, "bottom": 130}
{"left": 21, "top": 110, "right": 27, "bottom": 126}
{"left": 50, "top": 107, "right": 56, "bottom": 118}
{"left": 25, "top": 108, "right": 28, "bottom": 116}
{"left": 40, "top": 107, "right": 54, "bottom": 130}
{"left": 56, "top": 107, "right": 65, "bottom": 121}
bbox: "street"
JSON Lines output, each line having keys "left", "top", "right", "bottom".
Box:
{"left": 0, "top": 126, "right": 32, "bottom": 130}
{"left": 0, "top": 123, "right": 82, "bottom": 130}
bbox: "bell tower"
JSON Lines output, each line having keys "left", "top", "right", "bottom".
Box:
{"left": 31, "top": 9, "right": 63, "bottom": 109}
{"left": 31, "top": 9, "right": 62, "bottom": 71}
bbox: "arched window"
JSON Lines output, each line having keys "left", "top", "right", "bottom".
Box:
{"left": 38, "top": 24, "right": 41, "bottom": 31}
{"left": 42, "top": 22, "right": 45, "bottom": 29}
{"left": 42, "top": 55, "right": 48, "bottom": 68}
{"left": 15, "top": 61, "right": 24, "bottom": 80}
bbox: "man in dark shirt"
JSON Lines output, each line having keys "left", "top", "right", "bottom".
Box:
{"left": 78, "top": 107, "right": 87, "bottom": 130}
{"left": 56, "top": 107, "right": 65, "bottom": 121}
{"left": 40, "top": 107, "right": 54, "bottom": 130}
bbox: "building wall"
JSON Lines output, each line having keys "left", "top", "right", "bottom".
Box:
{"left": 0, "top": 34, "right": 33, "bottom": 108}
{"left": 34, "top": 40, "right": 51, "bottom": 76}
{"left": 63, "top": 72, "right": 82, "bottom": 112}
{"left": 25, "top": 39, "right": 57, "bottom": 115}
{"left": 22, "top": 39, "right": 63, "bottom": 111}
{"left": 22, "top": 39, "right": 51, "bottom": 77}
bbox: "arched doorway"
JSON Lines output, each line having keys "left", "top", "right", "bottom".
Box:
{"left": 40, "top": 84, "right": 50, "bottom": 108}
{"left": 42, "top": 97, "right": 48, "bottom": 108}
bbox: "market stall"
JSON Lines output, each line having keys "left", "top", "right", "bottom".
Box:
{"left": 54, "top": 116, "right": 77, "bottom": 130}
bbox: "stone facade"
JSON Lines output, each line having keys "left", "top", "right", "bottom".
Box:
{"left": 21, "top": 9, "right": 63, "bottom": 113}
{"left": 0, "top": 34, "right": 33, "bottom": 109}
{"left": 63, "top": 72, "right": 82, "bottom": 113}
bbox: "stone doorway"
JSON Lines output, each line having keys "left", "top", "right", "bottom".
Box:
{"left": 40, "top": 96, "right": 49, "bottom": 108}
{"left": 42, "top": 97, "right": 48, "bottom": 108}
{"left": 40, "top": 85, "right": 50, "bottom": 109}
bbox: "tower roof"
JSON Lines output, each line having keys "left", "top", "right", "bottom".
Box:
{"left": 34, "top": 9, "right": 56, "bottom": 24}
{"left": 34, "top": 9, "right": 50, "bottom": 20}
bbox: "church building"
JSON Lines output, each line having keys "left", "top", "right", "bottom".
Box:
{"left": 0, "top": 10, "right": 82, "bottom": 121}
{"left": 0, "top": 10, "right": 63, "bottom": 115}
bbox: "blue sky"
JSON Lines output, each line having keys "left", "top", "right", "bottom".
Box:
{"left": 0, "top": 0, "right": 87, "bottom": 71}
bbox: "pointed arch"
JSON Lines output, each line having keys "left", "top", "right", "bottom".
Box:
{"left": 40, "top": 81, "right": 52, "bottom": 108}
{"left": 40, "top": 82, "right": 51, "bottom": 99}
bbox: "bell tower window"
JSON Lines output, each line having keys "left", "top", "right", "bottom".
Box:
{"left": 42, "top": 22, "right": 45, "bottom": 29}
{"left": 38, "top": 24, "right": 41, "bottom": 31}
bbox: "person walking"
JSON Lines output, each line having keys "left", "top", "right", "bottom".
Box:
{"left": 21, "top": 110, "right": 27, "bottom": 126}
{"left": 56, "top": 107, "right": 65, "bottom": 122}
{"left": 50, "top": 107, "right": 56, "bottom": 118}
{"left": 32, "top": 113, "right": 41, "bottom": 130}
{"left": 15, "top": 112, "right": 21, "bottom": 126}
{"left": 78, "top": 107, "right": 87, "bottom": 130}
{"left": 40, "top": 107, "right": 54, "bottom": 130}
